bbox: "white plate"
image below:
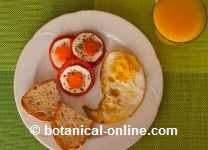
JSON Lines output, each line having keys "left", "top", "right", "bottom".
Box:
{"left": 14, "top": 10, "right": 163, "bottom": 150}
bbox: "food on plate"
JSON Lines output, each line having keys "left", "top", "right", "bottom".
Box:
{"left": 21, "top": 79, "right": 93, "bottom": 149}
{"left": 21, "top": 80, "right": 60, "bottom": 121}
{"left": 52, "top": 102, "right": 93, "bottom": 150}
{"left": 83, "top": 50, "right": 146, "bottom": 123}
{"left": 57, "top": 59, "right": 95, "bottom": 96}
{"left": 49, "top": 32, "right": 105, "bottom": 95}
{"left": 49, "top": 35, "right": 75, "bottom": 70}
{"left": 72, "top": 32, "right": 105, "bottom": 65}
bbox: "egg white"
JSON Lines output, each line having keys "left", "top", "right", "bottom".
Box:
{"left": 72, "top": 32, "right": 104, "bottom": 62}
{"left": 84, "top": 50, "right": 146, "bottom": 123}
{"left": 51, "top": 38, "right": 71, "bottom": 68}
{"left": 102, "top": 51, "right": 145, "bottom": 111}
{"left": 60, "top": 65, "right": 91, "bottom": 94}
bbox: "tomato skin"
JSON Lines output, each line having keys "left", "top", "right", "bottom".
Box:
{"left": 49, "top": 35, "right": 76, "bottom": 70}
{"left": 57, "top": 59, "right": 95, "bottom": 96}
{"left": 72, "top": 31, "right": 106, "bottom": 66}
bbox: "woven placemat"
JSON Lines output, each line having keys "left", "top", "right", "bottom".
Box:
{"left": 0, "top": 0, "right": 208, "bottom": 149}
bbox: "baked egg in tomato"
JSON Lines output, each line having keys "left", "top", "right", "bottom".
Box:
{"left": 57, "top": 59, "right": 95, "bottom": 96}
{"left": 49, "top": 36, "right": 75, "bottom": 70}
{"left": 72, "top": 32, "right": 105, "bottom": 65}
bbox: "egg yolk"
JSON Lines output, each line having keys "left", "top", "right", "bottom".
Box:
{"left": 83, "top": 38, "right": 101, "bottom": 56}
{"left": 111, "top": 53, "right": 139, "bottom": 82}
{"left": 67, "top": 72, "right": 84, "bottom": 88}
{"left": 55, "top": 44, "right": 72, "bottom": 62}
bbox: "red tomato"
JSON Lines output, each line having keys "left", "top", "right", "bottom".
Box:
{"left": 49, "top": 35, "right": 75, "bottom": 70}
{"left": 72, "top": 31, "right": 106, "bottom": 66}
{"left": 57, "top": 59, "right": 95, "bottom": 96}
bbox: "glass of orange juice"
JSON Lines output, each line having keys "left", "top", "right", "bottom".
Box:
{"left": 153, "top": 0, "right": 207, "bottom": 44}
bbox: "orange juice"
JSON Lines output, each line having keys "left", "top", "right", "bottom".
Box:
{"left": 153, "top": 0, "right": 206, "bottom": 43}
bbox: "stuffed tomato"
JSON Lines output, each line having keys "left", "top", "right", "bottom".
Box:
{"left": 57, "top": 59, "right": 95, "bottom": 96}
{"left": 49, "top": 35, "right": 75, "bottom": 70}
{"left": 72, "top": 32, "right": 105, "bottom": 65}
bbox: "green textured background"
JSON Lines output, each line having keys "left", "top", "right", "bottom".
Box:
{"left": 0, "top": 0, "right": 208, "bottom": 150}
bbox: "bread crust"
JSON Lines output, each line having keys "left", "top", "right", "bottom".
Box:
{"left": 21, "top": 79, "right": 60, "bottom": 121}
{"left": 51, "top": 102, "right": 93, "bottom": 150}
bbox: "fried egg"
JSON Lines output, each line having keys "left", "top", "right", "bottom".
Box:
{"left": 84, "top": 50, "right": 146, "bottom": 123}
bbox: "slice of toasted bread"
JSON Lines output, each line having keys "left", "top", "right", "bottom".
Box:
{"left": 52, "top": 102, "right": 93, "bottom": 150}
{"left": 21, "top": 79, "right": 60, "bottom": 121}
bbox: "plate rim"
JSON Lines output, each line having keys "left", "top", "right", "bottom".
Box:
{"left": 14, "top": 10, "right": 164, "bottom": 150}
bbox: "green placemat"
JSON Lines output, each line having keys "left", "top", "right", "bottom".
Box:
{"left": 0, "top": 0, "right": 208, "bottom": 150}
